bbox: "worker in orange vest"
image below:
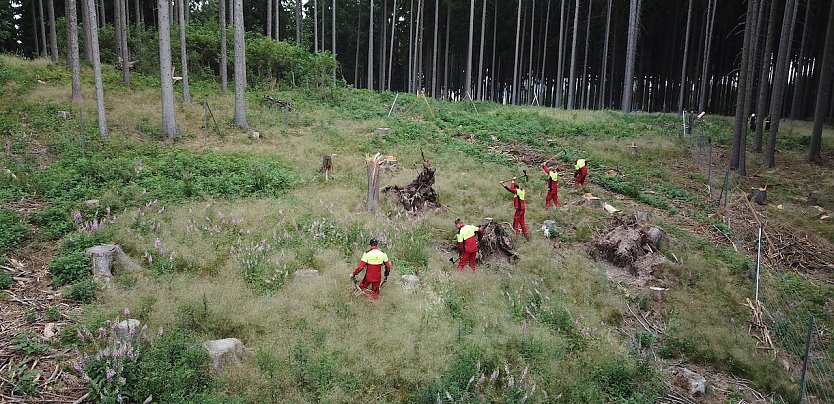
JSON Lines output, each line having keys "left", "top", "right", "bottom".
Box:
{"left": 542, "top": 159, "right": 561, "bottom": 209}
{"left": 574, "top": 158, "right": 588, "bottom": 188}
{"left": 352, "top": 239, "right": 391, "bottom": 301}
{"left": 501, "top": 178, "right": 529, "bottom": 239}
{"left": 455, "top": 219, "right": 483, "bottom": 272}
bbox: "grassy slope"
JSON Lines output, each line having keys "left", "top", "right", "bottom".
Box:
{"left": 2, "top": 55, "right": 833, "bottom": 402}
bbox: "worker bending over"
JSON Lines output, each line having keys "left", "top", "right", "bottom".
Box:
{"left": 541, "top": 160, "right": 561, "bottom": 209}
{"left": 455, "top": 219, "right": 483, "bottom": 272}
{"left": 501, "top": 178, "right": 529, "bottom": 240}
{"left": 352, "top": 239, "right": 391, "bottom": 301}
{"left": 574, "top": 158, "right": 588, "bottom": 188}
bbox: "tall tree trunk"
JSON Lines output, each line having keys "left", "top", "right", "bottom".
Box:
{"left": 32, "top": 0, "right": 40, "bottom": 56}
{"left": 267, "top": 0, "right": 272, "bottom": 38}
{"left": 465, "top": 0, "right": 474, "bottom": 98}
{"left": 368, "top": 0, "right": 374, "bottom": 90}
{"left": 476, "top": 0, "right": 486, "bottom": 99}
{"left": 765, "top": 0, "right": 798, "bottom": 167}
{"left": 556, "top": 0, "right": 566, "bottom": 107}
{"left": 295, "top": 0, "right": 302, "bottom": 45}
{"left": 431, "top": 0, "right": 439, "bottom": 97}
{"left": 333, "top": 0, "right": 337, "bottom": 80}
{"left": 540, "top": 0, "right": 552, "bottom": 105}
{"left": 527, "top": 0, "right": 536, "bottom": 104}
{"left": 379, "top": 0, "right": 385, "bottom": 88}
{"left": 276, "top": 0, "right": 280, "bottom": 41}
{"left": 731, "top": 0, "right": 759, "bottom": 175}
{"left": 567, "top": 0, "right": 579, "bottom": 109}
{"left": 119, "top": 0, "right": 130, "bottom": 84}
{"left": 698, "top": 0, "right": 716, "bottom": 112}
{"left": 99, "top": 0, "right": 105, "bottom": 27}
{"left": 158, "top": 0, "right": 176, "bottom": 138}
{"left": 135, "top": 0, "right": 142, "bottom": 27}
{"left": 66, "top": 0, "right": 82, "bottom": 102}
{"left": 47, "top": 0, "right": 58, "bottom": 62}
{"left": 219, "top": 0, "right": 228, "bottom": 94}
{"left": 388, "top": 0, "right": 398, "bottom": 90}
{"left": 80, "top": 0, "right": 92, "bottom": 60}
{"left": 512, "top": 0, "right": 522, "bottom": 104}
{"left": 84, "top": 0, "right": 108, "bottom": 136}
{"left": 116, "top": 0, "right": 123, "bottom": 64}
{"left": 599, "top": 0, "right": 611, "bottom": 109}
{"left": 677, "top": 0, "right": 693, "bottom": 113}
{"left": 754, "top": 0, "right": 778, "bottom": 151}
{"left": 314, "top": 0, "right": 319, "bottom": 52}
{"left": 38, "top": 0, "right": 47, "bottom": 56}
{"left": 621, "top": 0, "right": 639, "bottom": 113}
{"left": 354, "top": 10, "right": 361, "bottom": 86}
{"left": 580, "top": 0, "right": 591, "bottom": 109}
{"left": 416, "top": 0, "right": 424, "bottom": 91}
{"left": 789, "top": 0, "right": 811, "bottom": 120}
{"left": 809, "top": 0, "right": 834, "bottom": 162}
{"left": 443, "top": 0, "right": 450, "bottom": 98}
{"left": 233, "top": 0, "right": 248, "bottom": 128}
{"left": 491, "top": 0, "right": 497, "bottom": 100}
{"left": 178, "top": 0, "right": 190, "bottom": 103}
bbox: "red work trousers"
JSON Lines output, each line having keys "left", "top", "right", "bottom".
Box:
{"left": 575, "top": 167, "right": 588, "bottom": 187}
{"left": 457, "top": 251, "right": 477, "bottom": 272}
{"left": 513, "top": 209, "right": 529, "bottom": 237}
{"left": 358, "top": 277, "right": 380, "bottom": 301}
{"left": 545, "top": 188, "right": 561, "bottom": 209}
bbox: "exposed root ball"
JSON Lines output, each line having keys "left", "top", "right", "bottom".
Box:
{"left": 382, "top": 161, "right": 441, "bottom": 212}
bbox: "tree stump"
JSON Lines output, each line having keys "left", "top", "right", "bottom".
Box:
{"left": 807, "top": 191, "right": 818, "bottom": 206}
{"left": 583, "top": 194, "right": 603, "bottom": 208}
{"left": 366, "top": 153, "right": 383, "bottom": 213}
{"left": 634, "top": 211, "right": 652, "bottom": 222}
{"left": 649, "top": 286, "right": 668, "bottom": 302}
{"left": 84, "top": 244, "right": 142, "bottom": 277}
{"left": 645, "top": 227, "right": 663, "bottom": 248}
{"left": 203, "top": 338, "right": 247, "bottom": 370}
{"left": 747, "top": 187, "right": 767, "bottom": 205}
{"left": 322, "top": 155, "right": 333, "bottom": 180}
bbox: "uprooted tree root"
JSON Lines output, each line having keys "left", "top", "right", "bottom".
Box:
{"left": 591, "top": 215, "right": 667, "bottom": 285}
{"left": 382, "top": 160, "right": 441, "bottom": 212}
{"left": 478, "top": 221, "right": 519, "bottom": 262}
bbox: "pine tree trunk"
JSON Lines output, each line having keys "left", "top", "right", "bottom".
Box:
{"left": 98, "top": 0, "right": 105, "bottom": 29}
{"left": 267, "top": 0, "right": 272, "bottom": 38}
{"left": 368, "top": 0, "right": 374, "bottom": 90}
{"left": 527, "top": 0, "right": 536, "bottom": 104}
{"left": 490, "top": 0, "right": 496, "bottom": 101}
{"left": 465, "top": 0, "right": 474, "bottom": 98}
{"left": 790, "top": 0, "right": 811, "bottom": 120}
{"left": 408, "top": 0, "right": 414, "bottom": 92}
{"left": 178, "top": 0, "right": 190, "bottom": 104}
{"left": 599, "top": 0, "right": 611, "bottom": 109}
{"left": 47, "top": 0, "right": 58, "bottom": 62}
{"left": 580, "top": 0, "right": 591, "bottom": 109}
{"left": 430, "top": 0, "right": 437, "bottom": 97}
{"left": 314, "top": 0, "right": 319, "bottom": 52}
{"left": 698, "top": 0, "right": 716, "bottom": 112}
{"left": 158, "top": 0, "right": 176, "bottom": 138}
{"left": 135, "top": 0, "right": 142, "bottom": 27}
{"left": 38, "top": 0, "right": 47, "bottom": 57}
{"left": 621, "top": 0, "right": 639, "bottom": 113}
{"left": 566, "top": 0, "right": 579, "bottom": 109}
{"left": 808, "top": 0, "right": 834, "bottom": 163}
{"left": 84, "top": 0, "right": 108, "bottom": 136}
{"left": 66, "top": 0, "right": 82, "bottom": 102}
{"left": 475, "top": 0, "right": 486, "bottom": 99}
{"left": 333, "top": 0, "right": 337, "bottom": 80}
{"left": 80, "top": 0, "right": 92, "bottom": 60}
{"left": 754, "top": 0, "right": 777, "bottom": 151}
{"left": 32, "top": 0, "right": 39, "bottom": 56}
{"left": 115, "top": 0, "right": 123, "bottom": 63}
{"left": 233, "top": 0, "right": 248, "bottom": 128}
{"left": 276, "top": 0, "right": 280, "bottom": 41}
{"left": 120, "top": 0, "right": 131, "bottom": 85}
{"left": 540, "top": 0, "right": 552, "bottom": 105}
{"left": 443, "top": 0, "right": 450, "bottom": 98}
{"left": 731, "top": 0, "right": 758, "bottom": 176}
{"left": 295, "top": 0, "right": 302, "bottom": 45}
{"left": 765, "top": 0, "right": 798, "bottom": 167}
{"left": 512, "top": 0, "right": 522, "bottom": 104}
{"left": 379, "top": 0, "right": 386, "bottom": 89}
{"left": 219, "top": 0, "right": 227, "bottom": 94}
{"left": 388, "top": 0, "right": 398, "bottom": 90}
{"left": 677, "top": 0, "right": 693, "bottom": 113}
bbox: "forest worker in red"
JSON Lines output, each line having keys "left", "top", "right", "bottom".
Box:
{"left": 541, "top": 159, "right": 561, "bottom": 209}
{"left": 455, "top": 218, "right": 483, "bottom": 272}
{"left": 501, "top": 177, "right": 530, "bottom": 240}
{"left": 351, "top": 238, "right": 391, "bottom": 301}
{"left": 574, "top": 158, "right": 588, "bottom": 187}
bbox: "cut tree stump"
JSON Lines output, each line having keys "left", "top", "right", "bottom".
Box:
{"left": 582, "top": 193, "right": 603, "bottom": 208}
{"left": 649, "top": 286, "right": 668, "bottom": 302}
{"left": 807, "top": 191, "right": 818, "bottom": 206}
{"left": 375, "top": 127, "right": 392, "bottom": 136}
{"left": 747, "top": 187, "right": 767, "bottom": 205}
{"left": 321, "top": 155, "right": 333, "bottom": 180}
{"left": 85, "top": 244, "right": 142, "bottom": 277}
{"left": 646, "top": 227, "right": 663, "bottom": 247}
{"left": 366, "top": 153, "right": 383, "bottom": 213}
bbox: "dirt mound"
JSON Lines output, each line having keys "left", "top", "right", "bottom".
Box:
{"left": 592, "top": 215, "right": 667, "bottom": 286}
{"left": 382, "top": 161, "right": 441, "bottom": 212}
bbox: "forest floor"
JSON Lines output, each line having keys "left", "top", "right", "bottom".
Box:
{"left": 1, "top": 55, "right": 833, "bottom": 403}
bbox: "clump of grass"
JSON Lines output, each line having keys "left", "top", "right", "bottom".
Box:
{"left": 0, "top": 209, "right": 27, "bottom": 255}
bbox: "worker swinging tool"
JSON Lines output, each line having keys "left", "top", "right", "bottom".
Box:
{"left": 574, "top": 158, "right": 588, "bottom": 188}
{"left": 351, "top": 239, "right": 391, "bottom": 301}
{"left": 500, "top": 177, "right": 529, "bottom": 240}
{"left": 454, "top": 218, "right": 484, "bottom": 272}
{"left": 541, "top": 159, "right": 561, "bottom": 209}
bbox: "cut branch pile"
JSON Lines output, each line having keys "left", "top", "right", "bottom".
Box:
{"left": 382, "top": 160, "right": 441, "bottom": 212}
{"left": 260, "top": 95, "right": 294, "bottom": 110}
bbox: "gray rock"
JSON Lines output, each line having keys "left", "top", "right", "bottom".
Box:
{"left": 679, "top": 367, "right": 707, "bottom": 397}
{"left": 57, "top": 111, "right": 71, "bottom": 119}
{"left": 203, "top": 338, "right": 247, "bottom": 369}
{"left": 43, "top": 322, "right": 59, "bottom": 340}
{"left": 251, "top": 131, "right": 260, "bottom": 140}
{"left": 541, "top": 220, "right": 558, "bottom": 238}
{"left": 400, "top": 275, "right": 420, "bottom": 290}
{"left": 84, "top": 199, "right": 100, "bottom": 208}
{"left": 292, "top": 269, "right": 320, "bottom": 281}
{"left": 116, "top": 319, "right": 141, "bottom": 339}
{"left": 375, "top": 128, "right": 392, "bottom": 136}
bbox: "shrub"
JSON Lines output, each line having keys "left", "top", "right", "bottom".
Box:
{"left": 49, "top": 251, "right": 91, "bottom": 287}
{"left": 66, "top": 278, "right": 97, "bottom": 303}
{"left": 0, "top": 271, "right": 12, "bottom": 289}
{"left": 0, "top": 209, "right": 27, "bottom": 254}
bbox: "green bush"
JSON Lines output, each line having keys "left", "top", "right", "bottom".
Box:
{"left": 48, "top": 251, "right": 91, "bottom": 287}
{"left": 66, "top": 278, "right": 97, "bottom": 303}
{"left": 30, "top": 207, "right": 76, "bottom": 240}
{"left": 0, "top": 209, "right": 27, "bottom": 254}
{"left": 0, "top": 271, "right": 11, "bottom": 289}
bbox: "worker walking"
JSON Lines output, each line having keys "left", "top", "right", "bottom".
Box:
{"left": 542, "top": 160, "right": 561, "bottom": 209}
{"left": 574, "top": 158, "right": 588, "bottom": 188}
{"left": 501, "top": 178, "right": 529, "bottom": 240}
{"left": 352, "top": 239, "right": 391, "bottom": 301}
{"left": 455, "top": 219, "right": 483, "bottom": 272}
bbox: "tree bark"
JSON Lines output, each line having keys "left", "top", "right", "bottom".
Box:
{"left": 80, "top": 0, "right": 92, "bottom": 61}
{"left": 219, "top": 0, "right": 228, "bottom": 94}
{"left": 66, "top": 0, "right": 82, "bottom": 102}
{"left": 476, "top": 0, "right": 486, "bottom": 99}
{"left": 580, "top": 0, "right": 591, "bottom": 109}
{"left": 32, "top": 0, "right": 40, "bottom": 57}
{"left": 408, "top": 0, "right": 414, "bottom": 92}
{"left": 388, "top": 0, "right": 398, "bottom": 90}
{"left": 295, "top": 0, "right": 302, "bottom": 45}
{"left": 135, "top": 0, "right": 142, "bottom": 27}
{"left": 555, "top": 0, "right": 566, "bottom": 107}
{"left": 177, "top": 0, "right": 190, "bottom": 103}
{"left": 267, "top": 0, "right": 272, "bottom": 38}
{"left": 158, "top": 0, "right": 176, "bottom": 138}
{"left": 47, "top": 0, "right": 58, "bottom": 62}
{"left": 98, "top": 0, "right": 105, "bottom": 29}
{"left": 465, "top": 0, "right": 475, "bottom": 99}
{"left": 621, "top": 0, "right": 639, "bottom": 113}
{"left": 698, "top": 0, "right": 716, "bottom": 112}
{"left": 599, "top": 0, "right": 611, "bottom": 109}
{"left": 490, "top": 0, "right": 497, "bottom": 101}
{"left": 38, "top": 0, "right": 47, "bottom": 57}
{"left": 119, "top": 0, "right": 131, "bottom": 85}
{"left": 368, "top": 0, "right": 375, "bottom": 90}
{"left": 677, "top": 0, "right": 693, "bottom": 113}
{"left": 366, "top": 154, "right": 382, "bottom": 213}
{"left": 314, "top": 0, "right": 319, "bottom": 52}
{"left": 84, "top": 0, "right": 108, "bottom": 136}
{"left": 527, "top": 0, "right": 536, "bottom": 104}
{"left": 765, "top": 0, "right": 798, "bottom": 167}
{"left": 333, "top": 0, "right": 337, "bottom": 80}
{"left": 431, "top": 0, "right": 439, "bottom": 97}
{"left": 540, "top": 0, "right": 552, "bottom": 105}
{"left": 731, "top": 0, "right": 759, "bottom": 176}
{"left": 443, "top": 0, "right": 450, "bottom": 98}
{"left": 512, "top": 0, "right": 522, "bottom": 104}
{"left": 567, "top": 0, "right": 580, "bottom": 109}
{"left": 379, "top": 0, "right": 386, "bottom": 89}
{"left": 233, "top": 0, "right": 249, "bottom": 128}
{"left": 809, "top": 0, "right": 834, "bottom": 163}
{"left": 276, "top": 0, "right": 281, "bottom": 41}
{"left": 754, "top": 0, "right": 778, "bottom": 151}
{"left": 789, "top": 0, "right": 811, "bottom": 120}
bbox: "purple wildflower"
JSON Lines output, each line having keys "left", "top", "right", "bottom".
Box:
{"left": 490, "top": 368, "right": 499, "bottom": 382}
{"left": 123, "top": 308, "right": 131, "bottom": 317}
{"left": 106, "top": 369, "right": 116, "bottom": 380}
{"left": 74, "top": 211, "right": 83, "bottom": 222}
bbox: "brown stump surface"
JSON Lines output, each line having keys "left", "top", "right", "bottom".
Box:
{"left": 382, "top": 160, "right": 441, "bottom": 212}
{"left": 747, "top": 187, "right": 767, "bottom": 205}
